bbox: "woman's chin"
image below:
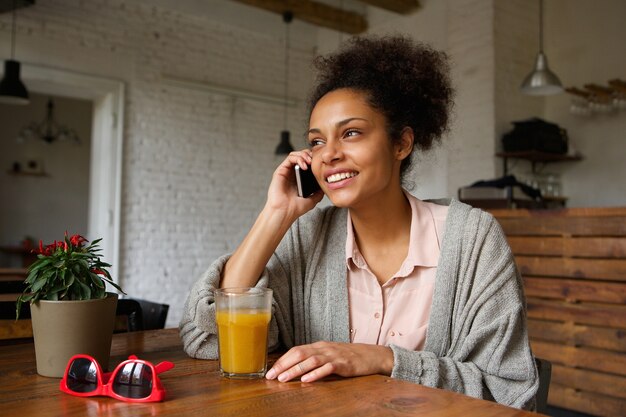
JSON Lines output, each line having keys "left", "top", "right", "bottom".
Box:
{"left": 324, "top": 192, "right": 355, "bottom": 209}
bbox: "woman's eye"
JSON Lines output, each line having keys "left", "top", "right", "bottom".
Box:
{"left": 344, "top": 129, "right": 360, "bottom": 138}
{"left": 309, "top": 138, "right": 324, "bottom": 147}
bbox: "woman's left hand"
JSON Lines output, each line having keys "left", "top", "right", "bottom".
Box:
{"left": 265, "top": 341, "right": 394, "bottom": 383}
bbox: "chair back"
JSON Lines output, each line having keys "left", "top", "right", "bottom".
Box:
{"left": 115, "top": 299, "right": 144, "bottom": 332}
{"left": 535, "top": 357, "right": 552, "bottom": 414}
{"left": 135, "top": 299, "right": 169, "bottom": 330}
{"left": 115, "top": 298, "right": 169, "bottom": 332}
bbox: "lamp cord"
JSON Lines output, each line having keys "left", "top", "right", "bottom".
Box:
{"left": 539, "top": 0, "right": 544, "bottom": 53}
{"left": 283, "top": 13, "right": 291, "bottom": 131}
{"left": 11, "top": 0, "right": 17, "bottom": 59}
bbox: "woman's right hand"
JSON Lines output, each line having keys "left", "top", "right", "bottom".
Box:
{"left": 265, "top": 149, "right": 324, "bottom": 222}
{"left": 220, "top": 150, "right": 323, "bottom": 288}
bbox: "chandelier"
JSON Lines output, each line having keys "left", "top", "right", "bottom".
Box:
{"left": 18, "top": 98, "right": 81, "bottom": 144}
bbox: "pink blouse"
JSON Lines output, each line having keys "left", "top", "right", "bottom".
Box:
{"left": 346, "top": 193, "right": 448, "bottom": 351}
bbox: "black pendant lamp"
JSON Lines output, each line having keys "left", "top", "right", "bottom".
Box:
{"left": 520, "top": 0, "right": 563, "bottom": 96}
{"left": 275, "top": 11, "right": 295, "bottom": 155}
{"left": 0, "top": 0, "right": 29, "bottom": 105}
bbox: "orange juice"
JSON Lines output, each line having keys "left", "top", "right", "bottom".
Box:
{"left": 216, "top": 309, "right": 271, "bottom": 375}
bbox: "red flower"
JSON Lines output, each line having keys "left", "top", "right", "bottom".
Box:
{"left": 70, "top": 234, "right": 87, "bottom": 248}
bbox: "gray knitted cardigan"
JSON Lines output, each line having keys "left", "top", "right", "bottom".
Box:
{"left": 179, "top": 199, "right": 538, "bottom": 409}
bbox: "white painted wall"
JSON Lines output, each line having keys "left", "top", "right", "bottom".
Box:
{"left": 544, "top": 0, "right": 626, "bottom": 207}
{"left": 0, "top": 93, "right": 92, "bottom": 252}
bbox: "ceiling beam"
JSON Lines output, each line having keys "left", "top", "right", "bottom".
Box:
{"left": 230, "top": 0, "right": 367, "bottom": 34}
{"left": 357, "top": 0, "right": 420, "bottom": 14}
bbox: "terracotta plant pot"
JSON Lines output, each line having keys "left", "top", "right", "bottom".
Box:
{"left": 30, "top": 292, "right": 118, "bottom": 378}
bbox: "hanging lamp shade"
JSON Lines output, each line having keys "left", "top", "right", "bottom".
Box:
{"left": 520, "top": 52, "right": 563, "bottom": 95}
{"left": 0, "top": 60, "right": 29, "bottom": 105}
{"left": 1, "top": 1, "right": 30, "bottom": 105}
{"left": 520, "top": 0, "right": 563, "bottom": 96}
{"left": 275, "top": 130, "right": 294, "bottom": 154}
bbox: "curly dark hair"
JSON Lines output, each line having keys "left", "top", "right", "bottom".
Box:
{"left": 308, "top": 35, "right": 454, "bottom": 178}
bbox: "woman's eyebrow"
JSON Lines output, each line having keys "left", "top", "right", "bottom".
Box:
{"left": 307, "top": 117, "right": 368, "bottom": 135}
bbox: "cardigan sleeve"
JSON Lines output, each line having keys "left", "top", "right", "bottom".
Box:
{"left": 178, "top": 207, "right": 325, "bottom": 359}
{"left": 390, "top": 210, "right": 539, "bottom": 410}
{"left": 178, "top": 253, "right": 284, "bottom": 359}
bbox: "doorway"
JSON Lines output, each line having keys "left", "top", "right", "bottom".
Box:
{"left": 0, "top": 92, "right": 92, "bottom": 265}
{"left": 1, "top": 64, "right": 124, "bottom": 283}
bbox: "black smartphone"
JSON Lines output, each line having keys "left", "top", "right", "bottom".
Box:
{"left": 295, "top": 164, "right": 321, "bottom": 198}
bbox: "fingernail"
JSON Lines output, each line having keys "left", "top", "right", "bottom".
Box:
{"left": 301, "top": 375, "right": 310, "bottom": 383}
{"left": 278, "top": 373, "right": 288, "bottom": 382}
{"left": 265, "top": 369, "right": 276, "bottom": 379}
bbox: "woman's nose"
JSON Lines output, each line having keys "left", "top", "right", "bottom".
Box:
{"left": 320, "top": 138, "right": 342, "bottom": 164}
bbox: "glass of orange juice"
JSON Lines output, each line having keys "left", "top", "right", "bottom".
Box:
{"left": 214, "top": 287, "right": 273, "bottom": 379}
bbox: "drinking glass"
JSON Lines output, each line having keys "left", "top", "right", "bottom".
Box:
{"left": 214, "top": 287, "right": 273, "bottom": 379}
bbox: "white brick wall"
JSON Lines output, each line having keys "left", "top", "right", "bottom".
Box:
{"left": 446, "top": 0, "right": 497, "bottom": 196}
{"left": 1, "top": 0, "right": 316, "bottom": 326}
{"left": 494, "top": 0, "right": 544, "bottom": 153}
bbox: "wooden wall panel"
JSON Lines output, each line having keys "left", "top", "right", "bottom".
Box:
{"left": 524, "top": 278, "right": 626, "bottom": 304}
{"left": 491, "top": 208, "right": 626, "bottom": 417}
{"left": 497, "top": 216, "right": 626, "bottom": 236}
{"left": 526, "top": 298, "right": 626, "bottom": 328}
{"left": 532, "top": 340, "right": 626, "bottom": 376}
{"left": 549, "top": 383, "right": 626, "bottom": 417}
{"left": 515, "top": 256, "right": 626, "bottom": 281}
{"left": 508, "top": 237, "right": 626, "bottom": 258}
{"left": 527, "top": 319, "right": 626, "bottom": 352}
{"left": 551, "top": 364, "right": 626, "bottom": 400}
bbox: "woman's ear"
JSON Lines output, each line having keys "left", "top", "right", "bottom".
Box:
{"left": 396, "top": 127, "right": 414, "bottom": 161}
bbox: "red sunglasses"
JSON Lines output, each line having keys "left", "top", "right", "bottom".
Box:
{"left": 60, "top": 354, "right": 174, "bottom": 402}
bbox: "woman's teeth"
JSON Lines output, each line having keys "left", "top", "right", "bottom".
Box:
{"left": 326, "top": 172, "right": 358, "bottom": 184}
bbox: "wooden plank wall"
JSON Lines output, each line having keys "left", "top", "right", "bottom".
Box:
{"left": 490, "top": 207, "right": 626, "bottom": 417}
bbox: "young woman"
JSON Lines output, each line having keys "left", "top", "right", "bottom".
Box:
{"left": 180, "top": 35, "right": 538, "bottom": 410}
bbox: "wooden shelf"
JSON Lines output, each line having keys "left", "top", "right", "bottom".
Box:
{"left": 496, "top": 151, "right": 583, "bottom": 175}
{"left": 6, "top": 170, "right": 49, "bottom": 177}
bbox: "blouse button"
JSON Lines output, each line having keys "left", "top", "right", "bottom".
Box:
{"left": 390, "top": 331, "right": 395, "bottom": 336}
{"left": 374, "top": 312, "right": 381, "bottom": 319}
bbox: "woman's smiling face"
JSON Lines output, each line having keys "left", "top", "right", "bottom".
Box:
{"left": 307, "top": 88, "right": 409, "bottom": 210}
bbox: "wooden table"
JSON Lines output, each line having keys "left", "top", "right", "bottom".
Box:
{"left": 0, "top": 328, "right": 539, "bottom": 416}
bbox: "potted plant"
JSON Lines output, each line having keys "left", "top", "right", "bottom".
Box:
{"left": 16, "top": 233, "right": 124, "bottom": 377}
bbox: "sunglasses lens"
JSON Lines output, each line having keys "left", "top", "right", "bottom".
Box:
{"left": 112, "top": 362, "right": 153, "bottom": 399}
{"left": 66, "top": 358, "right": 99, "bottom": 393}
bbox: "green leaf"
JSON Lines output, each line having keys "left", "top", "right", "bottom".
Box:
{"left": 31, "top": 275, "right": 48, "bottom": 292}
{"left": 93, "top": 285, "right": 105, "bottom": 299}
{"left": 77, "top": 280, "right": 91, "bottom": 300}
{"left": 65, "top": 272, "right": 75, "bottom": 288}
{"left": 89, "top": 273, "right": 105, "bottom": 288}
{"left": 102, "top": 278, "right": 125, "bottom": 294}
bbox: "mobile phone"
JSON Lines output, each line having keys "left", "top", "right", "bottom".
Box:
{"left": 295, "top": 164, "right": 321, "bottom": 198}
